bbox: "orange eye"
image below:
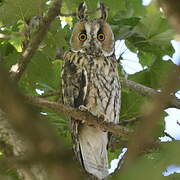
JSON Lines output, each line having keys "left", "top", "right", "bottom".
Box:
{"left": 97, "top": 33, "right": 105, "bottom": 41}
{"left": 79, "top": 33, "right": 87, "bottom": 41}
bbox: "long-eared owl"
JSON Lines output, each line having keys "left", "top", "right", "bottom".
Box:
{"left": 61, "top": 2, "right": 121, "bottom": 179}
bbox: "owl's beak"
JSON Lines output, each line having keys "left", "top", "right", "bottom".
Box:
{"left": 87, "top": 40, "right": 98, "bottom": 55}
{"left": 83, "top": 38, "right": 101, "bottom": 56}
{"left": 89, "top": 40, "right": 96, "bottom": 49}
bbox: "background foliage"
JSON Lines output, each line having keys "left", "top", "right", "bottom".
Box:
{"left": 0, "top": 0, "right": 179, "bottom": 179}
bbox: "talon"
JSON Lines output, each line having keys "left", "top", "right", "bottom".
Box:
{"left": 99, "top": 113, "right": 108, "bottom": 122}
{"left": 99, "top": 114, "right": 105, "bottom": 120}
{"left": 79, "top": 105, "right": 88, "bottom": 111}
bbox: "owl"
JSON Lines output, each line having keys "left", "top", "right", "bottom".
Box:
{"left": 61, "top": 2, "right": 121, "bottom": 179}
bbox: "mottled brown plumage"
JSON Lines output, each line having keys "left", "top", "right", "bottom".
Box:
{"left": 61, "top": 2, "right": 121, "bottom": 179}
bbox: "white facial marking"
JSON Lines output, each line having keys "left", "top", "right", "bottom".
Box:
{"left": 102, "top": 50, "right": 114, "bottom": 57}
{"left": 85, "top": 23, "right": 91, "bottom": 35}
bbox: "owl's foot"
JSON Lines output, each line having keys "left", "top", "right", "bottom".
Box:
{"left": 78, "top": 105, "right": 89, "bottom": 112}
{"left": 98, "top": 113, "right": 108, "bottom": 122}
{"left": 78, "top": 105, "right": 108, "bottom": 129}
{"left": 79, "top": 105, "right": 108, "bottom": 121}
{"left": 78, "top": 105, "right": 90, "bottom": 124}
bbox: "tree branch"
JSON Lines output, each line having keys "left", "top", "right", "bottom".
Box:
{"left": 10, "top": 0, "right": 62, "bottom": 82}
{"left": 119, "top": 66, "right": 180, "bottom": 172}
{"left": 0, "top": 32, "right": 23, "bottom": 39}
{"left": 37, "top": 77, "right": 180, "bottom": 110}
{"left": 25, "top": 95, "right": 133, "bottom": 137}
{"left": 119, "top": 77, "right": 180, "bottom": 109}
{"left": 111, "top": 66, "right": 180, "bottom": 177}
{"left": 0, "top": 66, "right": 82, "bottom": 180}
{"left": 0, "top": 110, "right": 50, "bottom": 180}
{"left": 119, "top": 77, "right": 157, "bottom": 96}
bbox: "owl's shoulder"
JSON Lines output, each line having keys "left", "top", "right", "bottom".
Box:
{"left": 63, "top": 50, "right": 75, "bottom": 60}
{"left": 105, "top": 54, "right": 117, "bottom": 64}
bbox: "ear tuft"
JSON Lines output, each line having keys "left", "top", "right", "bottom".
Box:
{"left": 97, "top": 2, "right": 108, "bottom": 21}
{"left": 77, "top": 2, "right": 87, "bottom": 20}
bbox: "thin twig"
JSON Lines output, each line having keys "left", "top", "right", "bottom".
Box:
{"left": 119, "top": 115, "right": 143, "bottom": 125}
{"left": 164, "top": 132, "right": 176, "bottom": 140}
{"left": 177, "top": 121, "right": 180, "bottom": 126}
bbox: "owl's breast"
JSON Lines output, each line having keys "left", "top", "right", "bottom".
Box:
{"left": 83, "top": 55, "right": 120, "bottom": 123}
{"left": 63, "top": 51, "right": 120, "bottom": 123}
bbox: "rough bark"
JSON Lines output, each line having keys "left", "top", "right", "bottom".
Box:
{"left": 0, "top": 110, "right": 49, "bottom": 180}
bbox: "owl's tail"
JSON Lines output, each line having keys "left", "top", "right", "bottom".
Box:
{"left": 79, "top": 125, "right": 109, "bottom": 179}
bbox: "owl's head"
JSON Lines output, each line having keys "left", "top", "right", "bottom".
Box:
{"left": 70, "top": 2, "right": 114, "bottom": 57}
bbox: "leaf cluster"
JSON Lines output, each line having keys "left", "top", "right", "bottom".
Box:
{"left": 0, "top": 0, "right": 179, "bottom": 179}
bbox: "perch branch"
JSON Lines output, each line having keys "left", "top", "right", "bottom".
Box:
{"left": 10, "top": 0, "right": 62, "bottom": 82}
{"left": 25, "top": 95, "right": 133, "bottom": 137}
{"left": 37, "top": 77, "right": 180, "bottom": 109}
{"left": 35, "top": 77, "right": 180, "bottom": 109}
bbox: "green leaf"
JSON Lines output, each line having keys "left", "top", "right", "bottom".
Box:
{"left": 165, "top": 173, "right": 180, "bottom": 180}
{"left": 163, "top": 141, "right": 180, "bottom": 165}
{"left": 115, "top": 158, "right": 164, "bottom": 180}
{"left": 0, "top": 43, "right": 20, "bottom": 70}
{"left": 52, "top": 59, "right": 63, "bottom": 90}
{"left": 126, "top": 0, "right": 146, "bottom": 16}
{"left": 0, "top": 42, "right": 17, "bottom": 57}
{"left": 20, "top": 51, "right": 55, "bottom": 94}
{"left": 43, "top": 19, "right": 68, "bottom": 59}
{"left": 0, "top": 0, "right": 47, "bottom": 25}
{"left": 45, "top": 111, "right": 69, "bottom": 136}
{"left": 138, "top": 51, "right": 156, "bottom": 67}
{"left": 111, "top": 16, "right": 141, "bottom": 40}
{"left": 120, "top": 90, "right": 147, "bottom": 121}
{"left": 41, "top": 110, "right": 71, "bottom": 147}
{"left": 125, "top": 7, "right": 175, "bottom": 60}
{"left": 129, "top": 59, "right": 176, "bottom": 89}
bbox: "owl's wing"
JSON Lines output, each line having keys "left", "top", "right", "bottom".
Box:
{"left": 62, "top": 51, "right": 87, "bottom": 107}
{"left": 61, "top": 51, "right": 87, "bottom": 167}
